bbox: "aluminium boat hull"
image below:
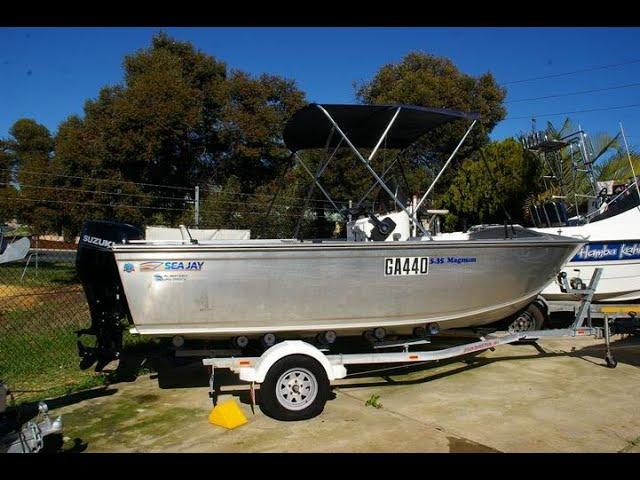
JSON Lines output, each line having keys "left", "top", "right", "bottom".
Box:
{"left": 112, "top": 237, "right": 581, "bottom": 339}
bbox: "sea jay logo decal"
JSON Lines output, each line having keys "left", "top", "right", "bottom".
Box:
{"left": 140, "top": 260, "right": 204, "bottom": 271}
{"left": 140, "top": 262, "right": 164, "bottom": 271}
{"left": 123, "top": 263, "right": 135, "bottom": 273}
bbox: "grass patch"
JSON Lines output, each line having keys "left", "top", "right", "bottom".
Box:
{"left": 3, "top": 331, "right": 159, "bottom": 404}
{"left": 365, "top": 394, "right": 383, "bottom": 409}
{"left": 0, "top": 260, "right": 78, "bottom": 287}
{"left": 0, "top": 259, "right": 158, "bottom": 403}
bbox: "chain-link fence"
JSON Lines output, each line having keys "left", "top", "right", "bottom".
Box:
{"left": 0, "top": 236, "right": 102, "bottom": 400}
{"left": 0, "top": 218, "right": 342, "bottom": 402}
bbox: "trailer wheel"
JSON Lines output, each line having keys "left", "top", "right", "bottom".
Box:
{"left": 259, "top": 355, "right": 330, "bottom": 421}
{"left": 507, "top": 302, "right": 547, "bottom": 333}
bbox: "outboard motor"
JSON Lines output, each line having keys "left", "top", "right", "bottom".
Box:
{"left": 76, "top": 220, "right": 144, "bottom": 370}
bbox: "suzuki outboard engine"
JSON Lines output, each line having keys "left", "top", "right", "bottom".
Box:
{"left": 76, "top": 220, "right": 144, "bottom": 370}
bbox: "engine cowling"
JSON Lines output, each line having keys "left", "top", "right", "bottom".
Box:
{"left": 76, "top": 220, "right": 144, "bottom": 370}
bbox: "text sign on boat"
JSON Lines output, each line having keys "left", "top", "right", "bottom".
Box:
{"left": 571, "top": 241, "right": 640, "bottom": 262}
{"left": 384, "top": 257, "right": 429, "bottom": 276}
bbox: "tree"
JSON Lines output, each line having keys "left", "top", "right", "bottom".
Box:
{"left": 0, "top": 140, "right": 17, "bottom": 223}
{"left": 273, "top": 51, "right": 508, "bottom": 237}
{"left": 215, "top": 70, "right": 306, "bottom": 191}
{"left": 1, "top": 119, "right": 59, "bottom": 233}
{"left": 596, "top": 149, "right": 640, "bottom": 182}
{"left": 522, "top": 118, "right": 632, "bottom": 218}
{"left": 356, "top": 52, "right": 506, "bottom": 199}
{"left": 277, "top": 50, "right": 509, "bottom": 231}
{"left": 50, "top": 32, "right": 307, "bottom": 238}
{"left": 440, "top": 139, "right": 543, "bottom": 231}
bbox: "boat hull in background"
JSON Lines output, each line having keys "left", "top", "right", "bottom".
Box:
{"left": 534, "top": 207, "right": 640, "bottom": 302}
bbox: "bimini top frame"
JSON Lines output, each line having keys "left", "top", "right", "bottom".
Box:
{"left": 283, "top": 104, "right": 479, "bottom": 238}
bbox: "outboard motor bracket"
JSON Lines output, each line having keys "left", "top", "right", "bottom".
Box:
{"left": 76, "top": 220, "right": 144, "bottom": 370}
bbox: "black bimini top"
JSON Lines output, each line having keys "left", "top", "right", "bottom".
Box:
{"left": 283, "top": 103, "right": 479, "bottom": 152}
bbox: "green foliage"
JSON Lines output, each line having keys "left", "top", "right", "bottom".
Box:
{"left": 4, "top": 32, "right": 307, "bottom": 238}
{"left": 357, "top": 51, "right": 506, "bottom": 197}
{"left": 440, "top": 139, "right": 543, "bottom": 230}
{"left": 526, "top": 118, "right": 638, "bottom": 216}
{"left": 595, "top": 150, "right": 640, "bottom": 183}
{"left": 1, "top": 119, "right": 59, "bottom": 233}
{"left": 3, "top": 37, "right": 514, "bottom": 239}
{"left": 365, "top": 394, "right": 383, "bottom": 409}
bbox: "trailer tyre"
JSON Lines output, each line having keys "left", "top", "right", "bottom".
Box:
{"left": 507, "top": 301, "right": 547, "bottom": 333}
{"left": 259, "top": 354, "right": 330, "bottom": 421}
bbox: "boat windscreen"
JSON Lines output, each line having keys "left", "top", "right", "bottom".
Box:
{"left": 283, "top": 104, "right": 479, "bottom": 152}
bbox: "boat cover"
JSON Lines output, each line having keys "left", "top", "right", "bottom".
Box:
{"left": 283, "top": 103, "right": 479, "bottom": 151}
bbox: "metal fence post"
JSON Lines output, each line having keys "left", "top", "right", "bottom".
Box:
{"left": 195, "top": 186, "right": 200, "bottom": 228}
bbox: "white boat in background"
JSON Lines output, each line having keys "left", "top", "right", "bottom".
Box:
{"left": 145, "top": 226, "right": 251, "bottom": 241}
{"left": 0, "top": 229, "right": 30, "bottom": 265}
{"left": 534, "top": 205, "right": 640, "bottom": 302}
{"left": 521, "top": 127, "right": 640, "bottom": 303}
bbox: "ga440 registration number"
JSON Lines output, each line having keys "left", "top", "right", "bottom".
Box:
{"left": 384, "top": 257, "right": 429, "bottom": 276}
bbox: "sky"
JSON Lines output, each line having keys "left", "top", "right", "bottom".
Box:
{"left": 2, "top": 27, "right": 640, "bottom": 149}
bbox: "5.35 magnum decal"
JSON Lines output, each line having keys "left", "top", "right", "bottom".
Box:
{"left": 384, "top": 255, "right": 478, "bottom": 276}
{"left": 385, "top": 257, "right": 429, "bottom": 276}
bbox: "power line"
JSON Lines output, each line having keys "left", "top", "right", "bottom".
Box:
{"left": 503, "top": 59, "right": 640, "bottom": 86}
{"left": 0, "top": 167, "right": 338, "bottom": 205}
{"left": 2, "top": 182, "right": 192, "bottom": 203}
{"left": 0, "top": 167, "right": 194, "bottom": 191}
{"left": 7, "top": 195, "right": 330, "bottom": 219}
{"left": 505, "top": 81, "right": 640, "bottom": 104}
{"left": 3, "top": 181, "right": 340, "bottom": 211}
{"left": 199, "top": 186, "right": 338, "bottom": 205}
{"left": 7, "top": 196, "right": 188, "bottom": 212}
{"left": 504, "top": 103, "right": 640, "bottom": 121}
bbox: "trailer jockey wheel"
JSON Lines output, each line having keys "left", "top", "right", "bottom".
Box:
{"left": 605, "top": 353, "right": 618, "bottom": 369}
{"left": 259, "top": 355, "right": 330, "bottom": 421}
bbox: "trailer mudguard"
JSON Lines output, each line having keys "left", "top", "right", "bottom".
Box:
{"left": 238, "top": 341, "right": 347, "bottom": 383}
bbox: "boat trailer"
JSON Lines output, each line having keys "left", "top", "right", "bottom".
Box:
{"left": 199, "top": 268, "right": 627, "bottom": 421}
{"left": 1, "top": 383, "right": 63, "bottom": 453}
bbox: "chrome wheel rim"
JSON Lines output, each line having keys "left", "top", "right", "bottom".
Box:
{"left": 275, "top": 368, "right": 318, "bottom": 411}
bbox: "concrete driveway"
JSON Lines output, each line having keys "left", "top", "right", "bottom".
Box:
{"left": 49, "top": 335, "right": 640, "bottom": 453}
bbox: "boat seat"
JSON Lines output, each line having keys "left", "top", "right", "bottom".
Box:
{"left": 528, "top": 204, "right": 543, "bottom": 228}
{"left": 542, "top": 201, "right": 568, "bottom": 228}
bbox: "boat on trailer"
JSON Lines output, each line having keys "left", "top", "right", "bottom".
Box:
{"left": 519, "top": 127, "right": 640, "bottom": 303}
{"left": 75, "top": 104, "right": 583, "bottom": 371}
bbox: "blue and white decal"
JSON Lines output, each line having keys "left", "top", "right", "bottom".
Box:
{"left": 430, "top": 256, "right": 477, "bottom": 265}
{"left": 123, "top": 263, "right": 135, "bottom": 273}
{"left": 152, "top": 273, "right": 187, "bottom": 283}
{"left": 140, "top": 260, "right": 205, "bottom": 271}
{"left": 572, "top": 241, "right": 640, "bottom": 262}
